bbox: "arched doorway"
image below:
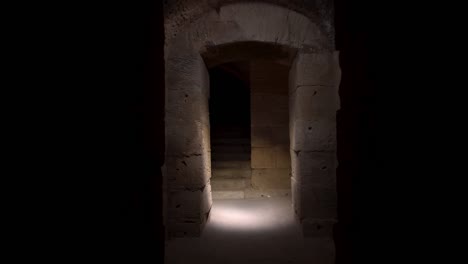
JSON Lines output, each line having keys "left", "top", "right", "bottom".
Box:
{"left": 163, "top": 2, "right": 340, "bottom": 240}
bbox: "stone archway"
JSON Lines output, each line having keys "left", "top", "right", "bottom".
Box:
{"left": 163, "top": 2, "right": 340, "bottom": 239}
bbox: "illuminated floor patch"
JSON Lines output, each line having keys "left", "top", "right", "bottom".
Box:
{"left": 165, "top": 197, "right": 335, "bottom": 264}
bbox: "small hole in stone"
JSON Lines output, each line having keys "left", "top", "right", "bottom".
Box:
{"left": 176, "top": 204, "right": 181, "bottom": 208}
{"left": 321, "top": 166, "right": 327, "bottom": 170}
{"left": 317, "top": 225, "right": 322, "bottom": 230}
{"left": 185, "top": 94, "right": 188, "bottom": 97}
{"left": 313, "top": 91, "right": 317, "bottom": 95}
{"left": 181, "top": 161, "right": 187, "bottom": 166}
{"left": 308, "top": 127, "right": 312, "bottom": 130}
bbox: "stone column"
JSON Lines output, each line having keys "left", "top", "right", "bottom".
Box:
{"left": 289, "top": 51, "right": 341, "bottom": 236}
{"left": 164, "top": 52, "right": 212, "bottom": 237}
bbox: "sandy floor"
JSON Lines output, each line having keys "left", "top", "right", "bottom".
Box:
{"left": 165, "top": 197, "right": 335, "bottom": 264}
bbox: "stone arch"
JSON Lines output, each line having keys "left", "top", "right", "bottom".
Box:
{"left": 164, "top": 2, "right": 340, "bottom": 239}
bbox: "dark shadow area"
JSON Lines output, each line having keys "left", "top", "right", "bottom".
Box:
{"left": 209, "top": 62, "right": 251, "bottom": 175}
{"left": 334, "top": 0, "right": 377, "bottom": 263}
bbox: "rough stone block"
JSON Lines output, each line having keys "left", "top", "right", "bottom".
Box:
{"left": 300, "top": 184, "right": 337, "bottom": 218}
{"left": 166, "top": 88, "right": 210, "bottom": 125}
{"left": 291, "top": 52, "right": 341, "bottom": 87}
{"left": 251, "top": 110, "right": 272, "bottom": 127}
{"left": 302, "top": 218, "right": 336, "bottom": 237}
{"left": 274, "top": 144, "right": 291, "bottom": 168}
{"left": 168, "top": 189, "right": 205, "bottom": 220}
{"left": 211, "top": 168, "right": 251, "bottom": 178}
{"left": 251, "top": 127, "right": 274, "bottom": 147}
{"left": 212, "top": 190, "right": 245, "bottom": 200}
{"left": 290, "top": 151, "right": 336, "bottom": 187}
{"left": 168, "top": 221, "right": 202, "bottom": 237}
{"left": 251, "top": 147, "right": 276, "bottom": 168}
{"left": 291, "top": 177, "right": 303, "bottom": 220}
{"left": 200, "top": 183, "right": 213, "bottom": 219}
{"left": 165, "top": 154, "right": 211, "bottom": 187}
{"left": 166, "top": 53, "right": 209, "bottom": 96}
{"left": 251, "top": 93, "right": 288, "bottom": 113}
{"left": 218, "top": 3, "right": 328, "bottom": 51}
{"left": 251, "top": 168, "right": 291, "bottom": 189}
{"left": 210, "top": 178, "right": 249, "bottom": 190}
{"left": 271, "top": 126, "right": 289, "bottom": 144}
{"left": 291, "top": 119, "right": 336, "bottom": 152}
{"left": 291, "top": 85, "right": 339, "bottom": 119}
{"left": 251, "top": 110, "right": 288, "bottom": 127}
{"left": 165, "top": 117, "right": 211, "bottom": 155}
{"left": 244, "top": 188, "right": 290, "bottom": 198}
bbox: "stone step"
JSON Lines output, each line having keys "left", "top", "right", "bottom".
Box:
{"left": 211, "top": 160, "right": 251, "bottom": 169}
{"left": 211, "top": 190, "right": 245, "bottom": 200}
{"left": 211, "top": 189, "right": 290, "bottom": 200}
{"left": 211, "top": 168, "right": 252, "bottom": 178}
{"left": 211, "top": 138, "right": 250, "bottom": 145}
{"left": 210, "top": 178, "right": 250, "bottom": 190}
{"left": 244, "top": 187, "right": 290, "bottom": 199}
{"left": 211, "top": 145, "right": 251, "bottom": 153}
{"left": 211, "top": 154, "right": 250, "bottom": 161}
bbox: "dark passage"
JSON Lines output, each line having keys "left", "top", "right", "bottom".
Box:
{"left": 209, "top": 62, "right": 251, "bottom": 196}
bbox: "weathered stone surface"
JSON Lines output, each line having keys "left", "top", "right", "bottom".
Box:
{"left": 211, "top": 168, "right": 251, "bottom": 178}
{"left": 274, "top": 144, "right": 291, "bottom": 168}
{"left": 291, "top": 177, "right": 301, "bottom": 216}
{"left": 291, "top": 119, "right": 336, "bottom": 152}
{"left": 290, "top": 151, "right": 336, "bottom": 187}
{"left": 271, "top": 126, "right": 289, "bottom": 144}
{"left": 290, "top": 85, "right": 339, "bottom": 119}
{"left": 165, "top": 117, "right": 211, "bottom": 155}
{"left": 201, "top": 182, "right": 212, "bottom": 217}
{"left": 164, "top": 0, "right": 338, "bottom": 239}
{"left": 166, "top": 53, "right": 209, "bottom": 95}
{"left": 168, "top": 189, "right": 206, "bottom": 220}
{"left": 290, "top": 51, "right": 341, "bottom": 88}
{"left": 301, "top": 188, "right": 337, "bottom": 218}
{"left": 166, "top": 89, "right": 210, "bottom": 125}
{"left": 166, "top": 154, "right": 211, "bottom": 187}
{"left": 244, "top": 187, "right": 290, "bottom": 198}
{"left": 251, "top": 93, "right": 288, "bottom": 112}
{"left": 251, "top": 110, "right": 289, "bottom": 127}
{"left": 168, "top": 221, "right": 202, "bottom": 237}
{"left": 211, "top": 160, "right": 250, "bottom": 169}
{"left": 251, "top": 168, "right": 291, "bottom": 189}
{"left": 164, "top": 1, "right": 335, "bottom": 49}
{"left": 210, "top": 178, "right": 249, "bottom": 190}
{"left": 302, "top": 218, "right": 337, "bottom": 237}
{"left": 212, "top": 190, "right": 245, "bottom": 200}
{"left": 251, "top": 147, "right": 276, "bottom": 168}
{"left": 251, "top": 126, "right": 274, "bottom": 147}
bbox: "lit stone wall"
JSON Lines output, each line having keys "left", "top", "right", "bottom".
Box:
{"left": 250, "top": 61, "right": 291, "bottom": 192}
{"left": 164, "top": 1, "right": 339, "bottom": 241}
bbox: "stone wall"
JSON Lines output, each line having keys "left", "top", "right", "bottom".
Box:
{"left": 250, "top": 61, "right": 291, "bottom": 192}
{"left": 164, "top": 1, "right": 339, "bottom": 240}
{"left": 289, "top": 51, "right": 340, "bottom": 236}
{"left": 164, "top": 52, "right": 213, "bottom": 237}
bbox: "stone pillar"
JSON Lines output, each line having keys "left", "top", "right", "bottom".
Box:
{"left": 165, "top": 52, "right": 212, "bottom": 237}
{"left": 289, "top": 51, "right": 341, "bottom": 236}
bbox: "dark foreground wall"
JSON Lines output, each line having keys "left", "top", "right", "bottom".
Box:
{"left": 334, "top": 0, "right": 377, "bottom": 263}
{"left": 76, "top": 1, "right": 166, "bottom": 263}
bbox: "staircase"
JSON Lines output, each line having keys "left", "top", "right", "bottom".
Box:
{"left": 210, "top": 125, "right": 251, "bottom": 199}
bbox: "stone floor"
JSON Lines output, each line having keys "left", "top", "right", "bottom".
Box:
{"left": 165, "top": 197, "right": 335, "bottom": 264}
